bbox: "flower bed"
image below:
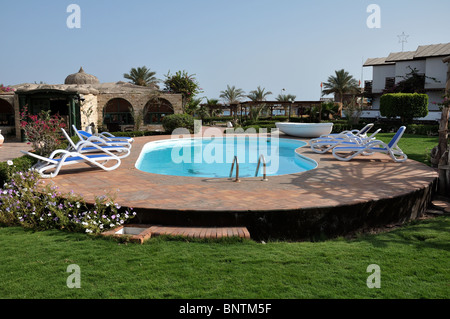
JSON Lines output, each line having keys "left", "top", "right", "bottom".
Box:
{"left": 0, "top": 168, "right": 136, "bottom": 234}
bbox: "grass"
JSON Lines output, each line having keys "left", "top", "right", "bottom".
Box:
{"left": 0, "top": 216, "right": 449, "bottom": 299}
{"left": 376, "top": 133, "right": 438, "bottom": 164}
{"left": 0, "top": 133, "right": 448, "bottom": 299}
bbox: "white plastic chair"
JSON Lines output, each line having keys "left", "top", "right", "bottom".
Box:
{"left": 332, "top": 126, "right": 407, "bottom": 163}
{"left": 310, "top": 129, "right": 381, "bottom": 154}
{"left": 311, "top": 123, "right": 374, "bottom": 144}
{"left": 21, "top": 141, "right": 122, "bottom": 178}
{"left": 72, "top": 125, "right": 134, "bottom": 145}
{"left": 62, "top": 128, "right": 131, "bottom": 159}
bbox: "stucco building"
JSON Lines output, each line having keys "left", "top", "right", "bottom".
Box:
{"left": 363, "top": 42, "right": 450, "bottom": 121}
{"left": 0, "top": 67, "right": 183, "bottom": 140}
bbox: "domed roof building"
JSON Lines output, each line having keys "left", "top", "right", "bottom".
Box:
{"left": 1, "top": 67, "right": 182, "bottom": 140}
{"left": 64, "top": 67, "right": 100, "bottom": 85}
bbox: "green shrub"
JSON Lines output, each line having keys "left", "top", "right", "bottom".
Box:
{"left": 0, "top": 156, "right": 37, "bottom": 185}
{"left": 241, "top": 124, "right": 277, "bottom": 131}
{"left": 0, "top": 170, "right": 136, "bottom": 233}
{"left": 380, "top": 93, "right": 428, "bottom": 123}
{"left": 162, "top": 114, "right": 198, "bottom": 134}
{"left": 202, "top": 116, "right": 234, "bottom": 124}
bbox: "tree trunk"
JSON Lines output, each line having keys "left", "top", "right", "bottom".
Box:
{"left": 438, "top": 106, "right": 449, "bottom": 160}
{"left": 338, "top": 94, "right": 343, "bottom": 118}
{"left": 436, "top": 56, "right": 450, "bottom": 195}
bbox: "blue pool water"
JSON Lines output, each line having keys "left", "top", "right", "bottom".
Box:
{"left": 135, "top": 137, "right": 317, "bottom": 178}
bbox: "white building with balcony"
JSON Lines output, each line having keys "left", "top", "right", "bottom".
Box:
{"left": 363, "top": 43, "right": 450, "bottom": 121}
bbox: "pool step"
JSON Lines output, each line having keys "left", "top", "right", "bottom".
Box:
{"left": 102, "top": 224, "right": 251, "bottom": 244}
{"left": 150, "top": 225, "right": 251, "bottom": 239}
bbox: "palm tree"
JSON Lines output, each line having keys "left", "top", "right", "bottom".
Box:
{"left": 322, "top": 69, "right": 360, "bottom": 116}
{"left": 247, "top": 86, "right": 272, "bottom": 101}
{"left": 205, "top": 98, "right": 223, "bottom": 117}
{"left": 124, "top": 66, "right": 159, "bottom": 87}
{"left": 219, "top": 85, "right": 245, "bottom": 104}
{"left": 276, "top": 94, "right": 296, "bottom": 117}
{"left": 276, "top": 94, "right": 296, "bottom": 102}
{"left": 247, "top": 86, "right": 272, "bottom": 119}
{"left": 219, "top": 85, "right": 245, "bottom": 119}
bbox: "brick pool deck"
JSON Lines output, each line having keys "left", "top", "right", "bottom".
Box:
{"left": 45, "top": 134, "right": 437, "bottom": 210}
{"left": 3, "top": 132, "right": 439, "bottom": 240}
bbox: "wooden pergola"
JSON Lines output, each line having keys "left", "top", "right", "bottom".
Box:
{"left": 201, "top": 100, "right": 324, "bottom": 121}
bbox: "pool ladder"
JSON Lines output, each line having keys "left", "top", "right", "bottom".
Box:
{"left": 229, "top": 155, "right": 268, "bottom": 182}
{"left": 255, "top": 154, "right": 269, "bottom": 182}
{"left": 229, "top": 156, "right": 240, "bottom": 182}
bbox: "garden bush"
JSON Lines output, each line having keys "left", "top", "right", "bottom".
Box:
{"left": 0, "top": 170, "right": 136, "bottom": 233}
{"left": 0, "top": 156, "right": 37, "bottom": 185}
{"left": 162, "top": 114, "right": 198, "bottom": 134}
{"left": 380, "top": 93, "right": 428, "bottom": 123}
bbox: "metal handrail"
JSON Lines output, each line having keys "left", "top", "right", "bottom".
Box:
{"left": 229, "top": 156, "right": 240, "bottom": 182}
{"left": 255, "top": 154, "right": 268, "bottom": 181}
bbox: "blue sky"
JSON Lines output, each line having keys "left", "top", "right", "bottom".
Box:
{"left": 1, "top": 0, "right": 449, "bottom": 101}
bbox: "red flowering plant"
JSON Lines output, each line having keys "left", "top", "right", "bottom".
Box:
{"left": 20, "top": 106, "right": 67, "bottom": 156}
{"left": 0, "top": 84, "right": 15, "bottom": 93}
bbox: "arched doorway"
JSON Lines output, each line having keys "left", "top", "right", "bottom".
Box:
{"left": 0, "top": 99, "right": 15, "bottom": 126}
{"left": 103, "top": 98, "right": 134, "bottom": 132}
{"left": 144, "top": 98, "right": 174, "bottom": 125}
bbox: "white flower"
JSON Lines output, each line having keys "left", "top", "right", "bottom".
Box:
{"left": 7, "top": 160, "right": 13, "bottom": 166}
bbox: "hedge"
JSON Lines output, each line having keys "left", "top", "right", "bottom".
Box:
{"left": 380, "top": 93, "right": 429, "bottom": 123}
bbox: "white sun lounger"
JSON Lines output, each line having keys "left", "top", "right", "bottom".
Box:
{"left": 62, "top": 128, "right": 131, "bottom": 159}
{"left": 72, "top": 125, "right": 134, "bottom": 144}
{"left": 21, "top": 141, "right": 122, "bottom": 178}
{"left": 332, "top": 126, "right": 407, "bottom": 162}
{"left": 312, "top": 123, "right": 374, "bottom": 143}
{"left": 310, "top": 129, "right": 381, "bottom": 154}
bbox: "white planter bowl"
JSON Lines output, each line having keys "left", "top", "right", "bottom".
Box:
{"left": 275, "top": 122, "right": 333, "bottom": 138}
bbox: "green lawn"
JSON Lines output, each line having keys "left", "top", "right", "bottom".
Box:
{"left": 0, "top": 216, "right": 449, "bottom": 299}
{"left": 0, "top": 134, "right": 448, "bottom": 299}
{"left": 376, "top": 133, "right": 438, "bottom": 164}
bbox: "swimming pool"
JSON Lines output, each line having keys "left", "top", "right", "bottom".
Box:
{"left": 135, "top": 137, "right": 317, "bottom": 178}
